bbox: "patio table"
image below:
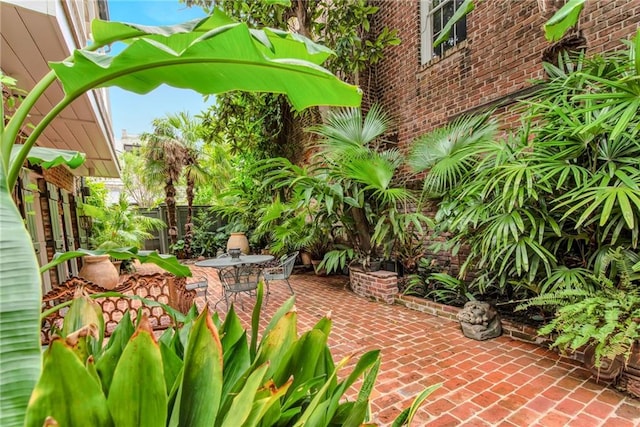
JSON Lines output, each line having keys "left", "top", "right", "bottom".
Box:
{"left": 195, "top": 254, "right": 275, "bottom": 309}
{"left": 195, "top": 254, "right": 274, "bottom": 269}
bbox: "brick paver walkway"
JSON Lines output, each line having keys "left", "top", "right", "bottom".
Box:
{"left": 186, "top": 266, "right": 640, "bottom": 426}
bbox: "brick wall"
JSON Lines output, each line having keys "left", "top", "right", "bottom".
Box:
{"left": 42, "top": 166, "right": 76, "bottom": 194}
{"left": 371, "top": 0, "right": 640, "bottom": 152}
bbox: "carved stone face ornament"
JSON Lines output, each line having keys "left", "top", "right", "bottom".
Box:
{"left": 457, "top": 301, "right": 502, "bottom": 341}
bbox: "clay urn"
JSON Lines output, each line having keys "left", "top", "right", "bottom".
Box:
{"left": 226, "top": 232, "right": 250, "bottom": 254}
{"left": 79, "top": 254, "right": 119, "bottom": 290}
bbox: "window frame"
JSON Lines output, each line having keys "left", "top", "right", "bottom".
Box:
{"left": 420, "top": 0, "right": 467, "bottom": 65}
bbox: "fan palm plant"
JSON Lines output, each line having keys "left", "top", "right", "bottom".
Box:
{"left": 408, "top": 113, "right": 498, "bottom": 198}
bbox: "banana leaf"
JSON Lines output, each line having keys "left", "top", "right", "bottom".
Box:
{"left": 0, "top": 163, "right": 41, "bottom": 427}
{"left": 4, "top": 10, "right": 361, "bottom": 188}
{"left": 40, "top": 248, "right": 191, "bottom": 277}
{"left": 544, "top": 0, "right": 586, "bottom": 42}
{"left": 10, "top": 145, "right": 85, "bottom": 170}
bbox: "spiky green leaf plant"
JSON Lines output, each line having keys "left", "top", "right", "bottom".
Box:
{"left": 410, "top": 33, "right": 640, "bottom": 300}
{"left": 29, "top": 282, "right": 436, "bottom": 425}
{"left": 24, "top": 339, "right": 112, "bottom": 427}
{"left": 107, "top": 316, "right": 168, "bottom": 427}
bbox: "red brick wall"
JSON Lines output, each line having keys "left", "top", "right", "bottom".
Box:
{"left": 371, "top": 0, "right": 640, "bottom": 153}
{"left": 42, "top": 166, "right": 76, "bottom": 194}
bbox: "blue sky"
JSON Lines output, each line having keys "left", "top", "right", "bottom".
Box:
{"left": 108, "top": 1, "right": 214, "bottom": 140}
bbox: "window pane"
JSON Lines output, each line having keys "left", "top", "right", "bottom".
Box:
{"left": 433, "top": 7, "right": 443, "bottom": 57}
{"left": 456, "top": 17, "right": 467, "bottom": 43}
{"left": 430, "top": 0, "right": 467, "bottom": 58}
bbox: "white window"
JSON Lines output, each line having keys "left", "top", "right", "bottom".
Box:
{"left": 420, "top": 0, "right": 468, "bottom": 64}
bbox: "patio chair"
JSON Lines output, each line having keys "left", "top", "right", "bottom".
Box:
{"left": 263, "top": 251, "right": 298, "bottom": 295}
{"left": 216, "top": 265, "right": 264, "bottom": 310}
{"left": 186, "top": 276, "right": 209, "bottom": 308}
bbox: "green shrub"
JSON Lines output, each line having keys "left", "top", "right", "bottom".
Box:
{"left": 519, "top": 248, "right": 640, "bottom": 367}
{"left": 409, "top": 33, "right": 640, "bottom": 300}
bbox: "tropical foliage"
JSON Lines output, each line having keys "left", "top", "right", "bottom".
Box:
{"left": 518, "top": 248, "right": 640, "bottom": 367}
{"left": 83, "top": 193, "right": 166, "bottom": 251}
{"left": 142, "top": 112, "right": 208, "bottom": 257}
{"left": 0, "top": 8, "right": 361, "bottom": 425}
{"left": 409, "top": 33, "right": 640, "bottom": 301}
{"left": 191, "top": 210, "right": 228, "bottom": 257}
{"left": 187, "top": 0, "right": 399, "bottom": 159}
{"left": 209, "top": 151, "right": 278, "bottom": 249}
{"left": 259, "top": 105, "right": 431, "bottom": 272}
{"left": 120, "top": 148, "right": 164, "bottom": 208}
{"left": 29, "top": 286, "right": 436, "bottom": 426}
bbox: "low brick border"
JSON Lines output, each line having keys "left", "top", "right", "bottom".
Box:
{"left": 394, "top": 293, "right": 640, "bottom": 399}
{"left": 395, "top": 295, "right": 561, "bottom": 348}
{"left": 347, "top": 268, "right": 586, "bottom": 362}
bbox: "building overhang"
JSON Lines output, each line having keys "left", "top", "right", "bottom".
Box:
{"left": 1, "top": 0, "right": 120, "bottom": 178}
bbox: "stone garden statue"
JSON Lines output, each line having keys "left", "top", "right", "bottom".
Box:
{"left": 457, "top": 301, "right": 502, "bottom": 341}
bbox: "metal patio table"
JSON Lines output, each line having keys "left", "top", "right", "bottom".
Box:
{"left": 194, "top": 254, "right": 274, "bottom": 269}
{"left": 195, "top": 254, "right": 275, "bottom": 309}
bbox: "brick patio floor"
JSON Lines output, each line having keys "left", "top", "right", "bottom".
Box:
{"left": 186, "top": 266, "right": 640, "bottom": 426}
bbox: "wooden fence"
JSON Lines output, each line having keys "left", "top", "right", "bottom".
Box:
{"left": 139, "top": 206, "right": 224, "bottom": 254}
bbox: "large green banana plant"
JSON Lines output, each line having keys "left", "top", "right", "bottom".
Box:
{"left": 27, "top": 286, "right": 437, "bottom": 426}
{"left": 0, "top": 6, "right": 362, "bottom": 425}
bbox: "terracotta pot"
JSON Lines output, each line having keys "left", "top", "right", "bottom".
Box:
{"left": 583, "top": 344, "right": 624, "bottom": 381}
{"left": 227, "top": 232, "right": 250, "bottom": 254}
{"left": 79, "top": 255, "right": 119, "bottom": 290}
{"left": 300, "top": 251, "right": 312, "bottom": 266}
{"left": 112, "top": 260, "right": 123, "bottom": 274}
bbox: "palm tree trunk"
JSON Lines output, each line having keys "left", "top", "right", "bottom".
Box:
{"left": 351, "top": 206, "right": 372, "bottom": 256}
{"left": 184, "top": 172, "right": 195, "bottom": 259}
{"left": 165, "top": 179, "right": 179, "bottom": 248}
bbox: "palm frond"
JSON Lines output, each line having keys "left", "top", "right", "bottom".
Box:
{"left": 408, "top": 114, "right": 497, "bottom": 196}
{"left": 309, "top": 104, "right": 391, "bottom": 150}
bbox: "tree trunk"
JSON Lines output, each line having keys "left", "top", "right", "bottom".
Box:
{"left": 165, "top": 179, "right": 179, "bottom": 248}
{"left": 350, "top": 206, "right": 372, "bottom": 257}
{"left": 184, "top": 171, "right": 195, "bottom": 259}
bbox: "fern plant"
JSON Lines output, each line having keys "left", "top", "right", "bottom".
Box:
{"left": 519, "top": 248, "right": 640, "bottom": 367}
